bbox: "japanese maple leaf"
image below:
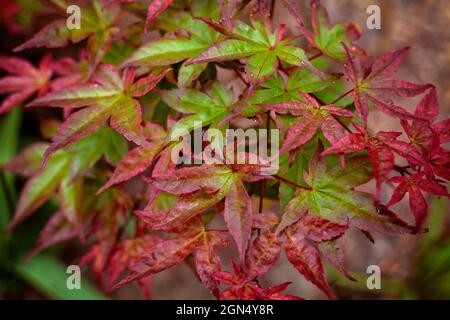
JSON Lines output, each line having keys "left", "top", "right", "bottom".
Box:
{"left": 288, "top": 0, "right": 361, "bottom": 61}
{"left": 187, "top": 7, "right": 310, "bottom": 81}
{"left": 122, "top": 2, "right": 222, "bottom": 88}
{"left": 400, "top": 87, "right": 439, "bottom": 150}
{"left": 25, "top": 210, "right": 79, "bottom": 261}
{"left": 400, "top": 87, "right": 450, "bottom": 179}
{"left": 283, "top": 227, "right": 336, "bottom": 299}
{"left": 215, "top": 262, "right": 303, "bottom": 300}
{"left": 424, "top": 138, "right": 450, "bottom": 181}
{"left": 243, "top": 212, "right": 281, "bottom": 283}
{"left": 28, "top": 64, "right": 167, "bottom": 163}
{"left": 387, "top": 173, "right": 448, "bottom": 230}
{"left": 343, "top": 44, "right": 432, "bottom": 124}
{"left": 283, "top": 146, "right": 412, "bottom": 237}
{"left": 97, "top": 121, "right": 170, "bottom": 194}
{"left": 260, "top": 91, "right": 354, "bottom": 153}
{"left": 321, "top": 122, "right": 430, "bottom": 200}
{"left": 0, "top": 54, "right": 53, "bottom": 114}
{"left": 107, "top": 235, "right": 162, "bottom": 298}
{"left": 14, "top": 0, "right": 126, "bottom": 68}
{"left": 112, "top": 219, "right": 229, "bottom": 297}
{"left": 137, "top": 158, "right": 269, "bottom": 262}
{"left": 160, "top": 81, "right": 233, "bottom": 141}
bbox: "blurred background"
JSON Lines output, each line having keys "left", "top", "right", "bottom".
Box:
{"left": 0, "top": 0, "right": 449, "bottom": 299}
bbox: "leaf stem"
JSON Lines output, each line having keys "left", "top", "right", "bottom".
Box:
{"left": 330, "top": 88, "right": 354, "bottom": 105}
{"left": 273, "top": 174, "right": 311, "bottom": 190}
{"left": 308, "top": 51, "right": 323, "bottom": 61}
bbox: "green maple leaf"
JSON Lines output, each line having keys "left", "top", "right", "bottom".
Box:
{"left": 187, "top": 19, "right": 308, "bottom": 80}
{"left": 160, "top": 81, "right": 232, "bottom": 141}
{"left": 308, "top": 0, "right": 356, "bottom": 61}
{"left": 242, "top": 69, "right": 339, "bottom": 117}
{"left": 280, "top": 148, "right": 412, "bottom": 234}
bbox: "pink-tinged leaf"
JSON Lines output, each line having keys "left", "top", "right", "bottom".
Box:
{"left": 323, "top": 105, "right": 354, "bottom": 117}
{"left": 367, "top": 144, "right": 394, "bottom": 200}
{"left": 284, "top": 233, "right": 336, "bottom": 299}
{"left": 408, "top": 185, "right": 428, "bottom": 230}
{"left": 294, "top": 215, "right": 349, "bottom": 242}
{"left": 0, "top": 89, "right": 34, "bottom": 114}
{"left": 224, "top": 177, "right": 253, "bottom": 262}
{"left": 6, "top": 154, "right": 70, "bottom": 232}
{"left": 25, "top": 210, "right": 78, "bottom": 261}
{"left": 387, "top": 173, "right": 448, "bottom": 230}
{"left": 265, "top": 282, "right": 304, "bottom": 300}
{"left": 318, "top": 237, "right": 356, "bottom": 281}
{"left": 112, "top": 232, "right": 202, "bottom": 289}
{"left": 2, "top": 143, "right": 48, "bottom": 177}
{"left": 143, "top": 121, "right": 167, "bottom": 141}
{"left": 281, "top": 0, "right": 313, "bottom": 44}
{"left": 276, "top": 193, "right": 308, "bottom": 234}
{"left": 128, "top": 70, "right": 169, "bottom": 97}
{"left": 343, "top": 43, "right": 363, "bottom": 84}
{"left": 110, "top": 98, "right": 146, "bottom": 145}
{"left": 321, "top": 114, "right": 348, "bottom": 145}
{"left": 280, "top": 113, "right": 319, "bottom": 153}
{"left": 414, "top": 176, "right": 449, "bottom": 196}
{"left": 253, "top": 212, "right": 279, "bottom": 230}
{"left": 138, "top": 189, "right": 227, "bottom": 230}
{"left": 107, "top": 235, "right": 160, "bottom": 294}
{"left": 259, "top": 101, "right": 310, "bottom": 116}
{"left": 28, "top": 84, "right": 120, "bottom": 108}
{"left": 14, "top": 20, "right": 77, "bottom": 52}
{"left": 366, "top": 95, "right": 419, "bottom": 121}
{"left": 98, "top": 143, "right": 161, "bottom": 194}
{"left": 352, "top": 91, "right": 369, "bottom": 124}
{"left": 321, "top": 133, "right": 366, "bottom": 156}
{"left": 195, "top": 231, "right": 230, "bottom": 298}
{"left": 379, "top": 80, "right": 432, "bottom": 98}
{"left": 433, "top": 119, "right": 450, "bottom": 143}
{"left": 367, "top": 47, "right": 410, "bottom": 82}
{"left": 43, "top": 104, "right": 112, "bottom": 164}
{"left": 0, "top": 55, "right": 52, "bottom": 114}
{"left": 0, "top": 55, "right": 38, "bottom": 75}
{"left": 145, "top": 0, "right": 173, "bottom": 32}
{"left": 154, "top": 165, "right": 232, "bottom": 194}
{"left": 244, "top": 231, "right": 281, "bottom": 281}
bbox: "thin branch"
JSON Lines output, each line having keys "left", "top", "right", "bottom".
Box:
{"left": 330, "top": 88, "right": 354, "bottom": 105}
{"left": 273, "top": 174, "right": 311, "bottom": 190}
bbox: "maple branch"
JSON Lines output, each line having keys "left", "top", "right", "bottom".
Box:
{"left": 233, "top": 67, "right": 248, "bottom": 86}
{"left": 308, "top": 51, "right": 323, "bottom": 61}
{"left": 332, "top": 114, "right": 353, "bottom": 134}
{"left": 330, "top": 88, "right": 354, "bottom": 105}
{"left": 393, "top": 165, "right": 411, "bottom": 176}
{"left": 270, "top": 0, "right": 276, "bottom": 18}
{"left": 273, "top": 174, "right": 311, "bottom": 190}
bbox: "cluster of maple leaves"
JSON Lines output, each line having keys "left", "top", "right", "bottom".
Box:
{"left": 0, "top": 0, "right": 448, "bottom": 300}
